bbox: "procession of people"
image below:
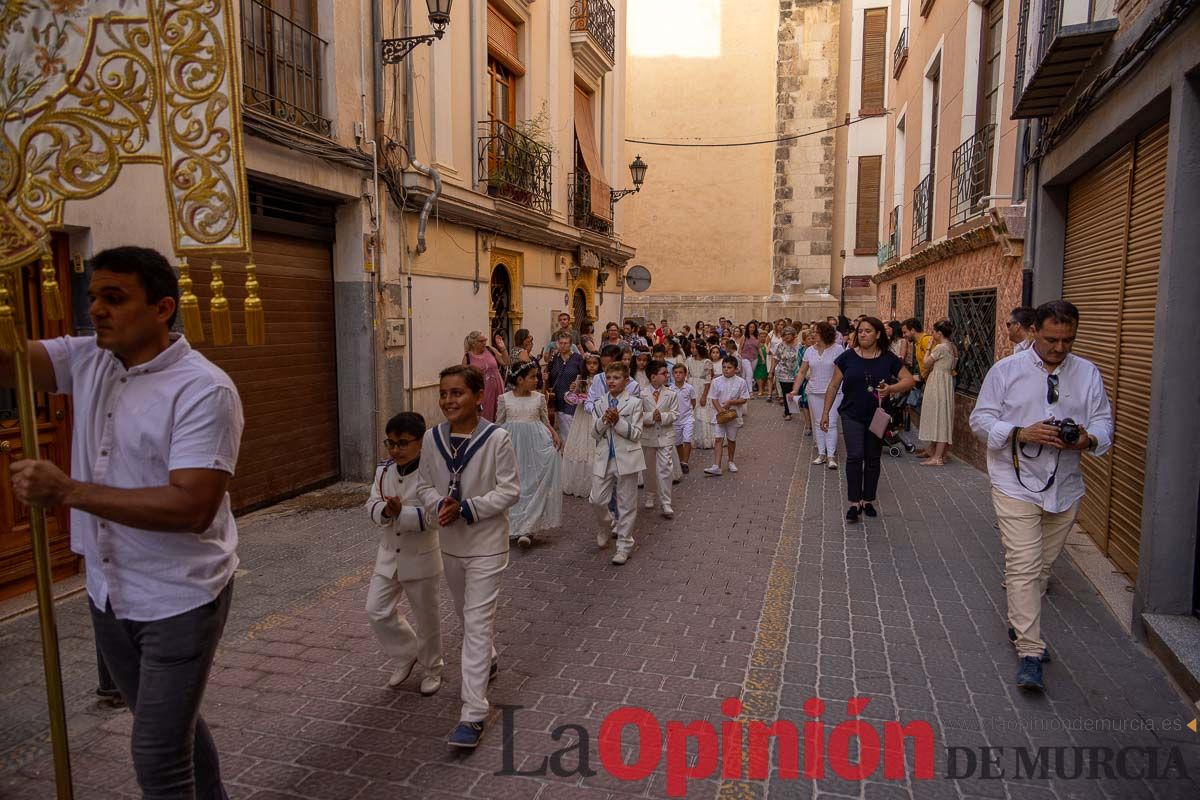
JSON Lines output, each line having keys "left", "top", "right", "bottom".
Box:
{"left": 0, "top": 246, "right": 1115, "bottom": 795}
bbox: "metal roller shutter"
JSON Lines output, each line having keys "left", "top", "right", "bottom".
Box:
{"left": 1061, "top": 120, "right": 1168, "bottom": 577}
{"left": 1062, "top": 146, "right": 1131, "bottom": 554}
{"left": 190, "top": 231, "right": 340, "bottom": 510}
{"left": 1106, "top": 122, "right": 1168, "bottom": 576}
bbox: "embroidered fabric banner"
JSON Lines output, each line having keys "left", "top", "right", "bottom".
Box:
{"left": 0, "top": 0, "right": 252, "bottom": 269}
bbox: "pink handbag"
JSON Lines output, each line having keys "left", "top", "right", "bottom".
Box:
{"left": 869, "top": 405, "right": 890, "bottom": 438}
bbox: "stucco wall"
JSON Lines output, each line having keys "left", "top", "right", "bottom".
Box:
{"left": 620, "top": 0, "right": 777, "bottom": 298}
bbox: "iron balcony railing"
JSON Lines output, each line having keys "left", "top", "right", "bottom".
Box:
{"left": 240, "top": 0, "right": 331, "bottom": 138}
{"left": 878, "top": 204, "right": 900, "bottom": 265}
{"left": 570, "top": 0, "right": 616, "bottom": 62}
{"left": 569, "top": 171, "right": 613, "bottom": 234}
{"left": 893, "top": 27, "right": 909, "bottom": 77}
{"left": 912, "top": 174, "right": 933, "bottom": 247}
{"left": 950, "top": 124, "right": 996, "bottom": 227}
{"left": 478, "top": 120, "right": 553, "bottom": 215}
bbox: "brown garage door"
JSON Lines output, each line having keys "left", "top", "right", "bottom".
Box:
{"left": 1061, "top": 120, "right": 1168, "bottom": 578}
{"left": 190, "top": 231, "right": 340, "bottom": 510}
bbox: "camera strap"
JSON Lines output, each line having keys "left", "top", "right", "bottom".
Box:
{"left": 1010, "top": 427, "right": 1060, "bottom": 493}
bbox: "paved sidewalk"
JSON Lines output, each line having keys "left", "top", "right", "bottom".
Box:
{"left": 1, "top": 403, "right": 1198, "bottom": 799}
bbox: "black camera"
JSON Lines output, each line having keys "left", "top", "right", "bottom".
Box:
{"left": 1048, "top": 417, "right": 1081, "bottom": 445}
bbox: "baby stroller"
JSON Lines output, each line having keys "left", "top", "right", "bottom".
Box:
{"left": 882, "top": 391, "right": 917, "bottom": 458}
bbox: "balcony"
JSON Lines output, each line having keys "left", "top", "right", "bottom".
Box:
{"left": 878, "top": 205, "right": 900, "bottom": 265}
{"left": 569, "top": 172, "right": 613, "bottom": 235}
{"left": 949, "top": 124, "right": 996, "bottom": 228}
{"left": 912, "top": 174, "right": 933, "bottom": 247}
{"left": 570, "top": 0, "right": 616, "bottom": 83}
{"left": 240, "top": 0, "right": 331, "bottom": 138}
{"left": 478, "top": 120, "right": 553, "bottom": 215}
{"left": 893, "top": 27, "right": 909, "bottom": 78}
{"left": 1012, "top": 0, "right": 1118, "bottom": 119}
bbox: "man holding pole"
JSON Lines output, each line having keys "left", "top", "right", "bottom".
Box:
{"left": 3, "top": 246, "right": 243, "bottom": 799}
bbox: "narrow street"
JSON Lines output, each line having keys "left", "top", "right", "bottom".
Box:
{"left": 2, "top": 407, "right": 1198, "bottom": 799}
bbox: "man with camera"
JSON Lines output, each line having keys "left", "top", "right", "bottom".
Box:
{"left": 970, "top": 300, "right": 1113, "bottom": 693}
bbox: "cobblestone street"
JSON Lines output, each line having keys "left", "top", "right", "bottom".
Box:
{"left": 2, "top": 404, "right": 1199, "bottom": 799}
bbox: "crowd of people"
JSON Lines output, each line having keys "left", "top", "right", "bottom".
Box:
{"left": 0, "top": 241, "right": 1115, "bottom": 796}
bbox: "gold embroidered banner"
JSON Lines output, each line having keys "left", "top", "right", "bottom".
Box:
{"left": 0, "top": 0, "right": 252, "bottom": 269}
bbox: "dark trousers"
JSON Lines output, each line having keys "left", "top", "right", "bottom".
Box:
{"left": 90, "top": 581, "right": 233, "bottom": 800}
{"left": 779, "top": 381, "right": 794, "bottom": 417}
{"left": 841, "top": 415, "right": 883, "bottom": 504}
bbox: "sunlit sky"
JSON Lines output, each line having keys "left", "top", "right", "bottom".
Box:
{"left": 628, "top": 0, "right": 722, "bottom": 59}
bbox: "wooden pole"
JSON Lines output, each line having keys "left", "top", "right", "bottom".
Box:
{"left": 4, "top": 267, "right": 74, "bottom": 798}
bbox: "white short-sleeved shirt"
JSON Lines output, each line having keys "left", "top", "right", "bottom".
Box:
{"left": 671, "top": 381, "right": 697, "bottom": 422}
{"left": 44, "top": 334, "right": 244, "bottom": 621}
{"left": 803, "top": 343, "right": 845, "bottom": 394}
{"left": 709, "top": 374, "right": 750, "bottom": 407}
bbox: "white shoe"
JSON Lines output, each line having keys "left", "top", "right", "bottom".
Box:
{"left": 596, "top": 529, "right": 609, "bottom": 548}
{"left": 728, "top": 462, "right": 738, "bottom": 473}
{"left": 611, "top": 551, "right": 629, "bottom": 566}
{"left": 703, "top": 465, "right": 722, "bottom": 477}
{"left": 517, "top": 535, "right": 531, "bottom": 548}
{"left": 387, "top": 657, "right": 417, "bottom": 688}
{"left": 827, "top": 459, "right": 839, "bottom": 470}
{"left": 419, "top": 674, "right": 443, "bottom": 696}
{"left": 812, "top": 456, "right": 826, "bottom": 465}
{"left": 644, "top": 495, "right": 655, "bottom": 509}
{"left": 661, "top": 506, "right": 674, "bottom": 519}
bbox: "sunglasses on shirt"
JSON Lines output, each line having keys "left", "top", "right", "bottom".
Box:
{"left": 1047, "top": 374, "right": 1059, "bottom": 405}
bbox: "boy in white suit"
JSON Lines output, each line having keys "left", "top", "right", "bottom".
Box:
{"left": 365, "top": 412, "right": 444, "bottom": 696}
{"left": 590, "top": 361, "right": 645, "bottom": 565}
{"left": 641, "top": 360, "right": 678, "bottom": 518}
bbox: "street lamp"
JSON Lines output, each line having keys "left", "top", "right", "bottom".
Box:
{"left": 381, "top": 0, "right": 453, "bottom": 64}
{"left": 611, "top": 155, "right": 648, "bottom": 204}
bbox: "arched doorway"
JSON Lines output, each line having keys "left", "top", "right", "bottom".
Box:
{"left": 490, "top": 264, "right": 512, "bottom": 350}
{"left": 572, "top": 288, "right": 588, "bottom": 334}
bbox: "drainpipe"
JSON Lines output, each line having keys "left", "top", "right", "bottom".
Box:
{"left": 360, "top": 0, "right": 383, "bottom": 464}
{"left": 1022, "top": 119, "right": 1040, "bottom": 307}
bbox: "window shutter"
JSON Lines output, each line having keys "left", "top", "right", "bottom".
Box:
{"left": 860, "top": 8, "right": 887, "bottom": 115}
{"left": 488, "top": 3, "right": 523, "bottom": 72}
{"left": 855, "top": 155, "right": 883, "bottom": 253}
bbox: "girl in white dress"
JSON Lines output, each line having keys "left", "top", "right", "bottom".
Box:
{"left": 496, "top": 361, "right": 562, "bottom": 546}
{"left": 686, "top": 344, "right": 717, "bottom": 450}
{"left": 561, "top": 353, "right": 602, "bottom": 498}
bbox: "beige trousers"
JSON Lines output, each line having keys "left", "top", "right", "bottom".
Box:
{"left": 642, "top": 445, "right": 675, "bottom": 511}
{"left": 591, "top": 460, "right": 639, "bottom": 554}
{"left": 992, "top": 489, "right": 1080, "bottom": 659}
{"left": 442, "top": 552, "right": 506, "bottom": 722}
{"left": 365, "top": 573, "right": 444, "bottom": 678}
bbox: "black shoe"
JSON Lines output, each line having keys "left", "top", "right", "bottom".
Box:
{"left": 1016, "top": 656, "right": 1045, "bottom": 692}
{"left": 681, "top": 463, "right": 690, "bottom": 474}
{"left": 1007, "top": 627, "right": 1051, "bottom": 663}
{"left": 846, "top": 506, "right": 860, "bottom": 522}
{"left": 862, "top": 503, "right": 877, "bottom": 518}
{"left": 489, "top": 659, "right": 499, "bottom": 682}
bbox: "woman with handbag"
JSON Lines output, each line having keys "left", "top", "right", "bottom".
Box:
{"left": 820, "top": 317, "right": 915, "bottom": 522}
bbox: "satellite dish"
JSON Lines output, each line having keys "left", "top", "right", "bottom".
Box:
{"left": 625, "top": 265, "right": 652, "bottom": 293}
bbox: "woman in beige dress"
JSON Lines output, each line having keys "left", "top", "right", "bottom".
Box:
{"left": 917, "top": 318, "right": 957, "bottom": 466}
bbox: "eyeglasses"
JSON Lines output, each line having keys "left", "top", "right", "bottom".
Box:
{"left": 384, "top": 438, "right": 417, "bottom": 449}
{"left": 1047, "top": 374, "right": 1059, "bottom": 405}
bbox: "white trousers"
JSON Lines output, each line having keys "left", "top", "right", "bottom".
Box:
{"left": 642, "top": 445, "right": 674, "bottom": 510}
{"left": 442, "top": 552, "right": 507, "bottom": 722}
{"left": 993, "top": 490, "right": 1079, "bottom": 659}
{"left": 591, "top": 459, "right": 639, "bottom": 554}
{"left": 365, "top": 572, "right": 444, "bottom": 678}
{"left": 807, "top": 391, "right": 840, "bottom": 457}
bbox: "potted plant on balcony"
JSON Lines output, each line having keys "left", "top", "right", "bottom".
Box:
{"left": 487, "top": 102, "right": 554, "bottom": 210}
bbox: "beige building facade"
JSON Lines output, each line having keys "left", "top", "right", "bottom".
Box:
{"left": 36, "top": 0, "right": 636, "bottom": 518}
{"left": 621, "top": 0, "right": 859, "bottom": 325}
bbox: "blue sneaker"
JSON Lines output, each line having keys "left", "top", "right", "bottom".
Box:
{"left": 447, "top": 720, "right": 485, "bottom": 749}
{"left": 1008, "top": 627, "right": 1051, "bottom": 663}
{"left": 1016, "top": 656, "right": 1045, "bottom": 691}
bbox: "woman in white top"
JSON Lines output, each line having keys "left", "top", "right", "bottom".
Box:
{"left": 795, "top": 320, "right": 845, "bottom": 467}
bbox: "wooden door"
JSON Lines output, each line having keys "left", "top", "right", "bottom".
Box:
{"left": 0, "top": 238, "right": 78, "bottom": 601}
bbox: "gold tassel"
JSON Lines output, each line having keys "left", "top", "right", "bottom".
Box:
{"left": 177, "top": 257, "right": 204, "bottom": 342}
{"left": 0, "top": 277, "right": 22, "bottom": 352}
{"left": 208, "top": 261, "right": 232, "bottom": 345}
{"left": 39, "top": 253, "right": 63, "bottom": 321}
{"left": 242, "top": 261, "right": 266, "bottom": 345}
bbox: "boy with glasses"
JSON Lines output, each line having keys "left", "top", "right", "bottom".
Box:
{"left": 365, "top": 412, "right": 444, "bottom": 697}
